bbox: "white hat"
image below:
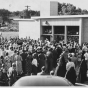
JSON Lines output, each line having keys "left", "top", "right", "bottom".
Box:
{"left": 66, "top": 62, "right": 75, "bottom": 71}
{"left": 71, "top": 53, "right": 75, "bottom": 56}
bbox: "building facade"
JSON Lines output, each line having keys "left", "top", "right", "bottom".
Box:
{"left": 14, "top": 1, "right": 88, "bottom": 45}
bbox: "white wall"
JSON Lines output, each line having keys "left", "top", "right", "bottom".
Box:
{"left": 41, "top": 18, "right": 80, "bottom": 26}
{"left": 50, "top": 1, "right": 58, "bottom": 16}
{"left": 83, "top": 18, "right": 88, "bottom": 43}
{"left": 40, "top": 1, "right": 58, "bottom": 16}
{"left": 19, "top": 20, "right": 40, "bottom": 40}
{"left": 40, "top": 17, "right": 81, "bottom": 44}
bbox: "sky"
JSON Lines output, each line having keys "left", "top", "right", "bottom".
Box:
{"left": 0, "top": 0, "right": 88, "bottom": 12}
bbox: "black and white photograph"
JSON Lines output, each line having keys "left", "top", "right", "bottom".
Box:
{"left": 0, "top": 0, "right": 88, "bottom": 86}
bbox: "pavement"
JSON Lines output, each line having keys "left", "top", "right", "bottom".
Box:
{"left": 84, "top": 73, "right": 88, "bottom": 85}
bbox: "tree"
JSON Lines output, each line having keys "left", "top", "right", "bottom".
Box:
{"left": 58, "top": 3, "right": 62, "bottom": 15}
{"left": 76, "top": 8, "right": 82, "bottom": 15}
{"left": 82, "top": 9, "right": 88, "bottom": 14}
{"left": 20, "top": 10, "right": 31, "bottom": 18}
{"left": 58, "top": 2, "right": 88, "bottom": 15}
{"left": 66, "top": 4, "right": 76, "bottom": 15}
{"left": 12, "top": 11, "right": 20, "bottom": 16}
{"left": 20, "top": 10, "right": 40, "bottom": 18}
{"left": 0, "top": 9, "right": 11, "bottom": 24}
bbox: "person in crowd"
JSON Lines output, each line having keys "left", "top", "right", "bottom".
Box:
{"left": 81, "top": 44, "right": 87, "bottom": 59}
{"left": 15, "top": 51, "right": 23, "bottom": 75}
{"left": 26, "top": 52, "right": 32, "bottom": 75}
{"left": 82, "top": 44, "right": 88, "bottom": 53}
{"left": 32, "top": 57, "right": 38, "bottom": 75}
{"left": 7, "top": 63, "right": 17, "bottom": 86}
{"left": 52, "top": 46, "right": 58, "bottom": 68}
{"left": 4, "top": 52, "right": 11, "bottom": 72}
{"left": 32, "top": 49, "right": 38, "bottom": 61}
{"left": 62, "top": 49, "right": 69, "bottom": 63}
{"left": 11, "top": 50, "right": 17, "bottom": 64}
{"left": 21, "top": 50, "right": 27, "bottom": 75}
{"left": 0, "top": 46, "right": 3, "bottom": 57}
{"left": 0, "top": 56, "right": 3, "bottom": 69}
{"left": 78, "top": 56, "right": 87, "bottom": 83}
{"left": 8, "top": 47, "right": 14, "bottom": 57}
{"left": 56, "top": 44, "right": 62, "bottom": 59}
{"left": 54, "top": 52, "right": 66, "bottom": 77}
{"left": 0, "top": 36, "right": 88, "bottom": 86}
{"left": 69, "top": 53, "right": 78, "bottom": 67}
{"left": 65, "top": 58, "right": 76, "bottom": 85}
{"left": 46, "top": 47, "right": 53, "bottom": 73}
{"left": 76, "top": 48, "right": 82, "bottom": 68}
{"left": 1, "top": 47, "right": 6, "bottom": 57}
{"left": 0, "top": 64, "right": 8, "bottom": 86}
{"left": 1, "top": 56, "right": 4, "bottom": 65}
{"left": 38, "top": 47, "right": 46, "bottom": 72}
{"left": 84, "top": 50, "right": 88, "bottom": 69}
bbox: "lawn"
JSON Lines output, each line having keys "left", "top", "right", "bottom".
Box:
{"left": 1, "top": 32, "right": 19, "bottom": 40}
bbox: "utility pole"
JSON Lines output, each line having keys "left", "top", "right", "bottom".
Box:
{"left": 25, "top": 5, "right": 31, "bottom": 18}
{"left": 25, "top": 5, "right": 30, "bottom": 11}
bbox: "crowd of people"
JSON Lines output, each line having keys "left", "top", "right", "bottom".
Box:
{"left": 0, "top": 36, "right": 88, "bottom": 86}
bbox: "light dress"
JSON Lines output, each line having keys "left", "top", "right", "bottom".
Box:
{"left": 15, "top": 55, "right": 23, "bottom": 75}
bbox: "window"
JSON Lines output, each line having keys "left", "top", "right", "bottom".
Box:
{"left": 42, "top": 26, "right": 52, "bottom": 34}
{"left": 54, "top": 26, "right": 65, "bottom": 34}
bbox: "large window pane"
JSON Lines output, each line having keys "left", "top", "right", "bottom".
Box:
{"left": 67, "top": 26, "right": 79, "bottom": 35}
{"left": 54, "top": 26, "right": 65, "bottom": 34}
{"left": 42, "top": 26, "right": 52, "bottom": 34}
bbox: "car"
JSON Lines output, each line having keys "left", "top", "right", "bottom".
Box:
{"left": 13, "top": 75, "right": 74, "bottom": 86}
{"left": 13, "top": 75, "right": 88, "bottom": 86}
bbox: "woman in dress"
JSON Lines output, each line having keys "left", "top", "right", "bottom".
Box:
{"left": 32, "top": 57, "right": 38, "bottom": 75}
{"left": 4, "top": 52, "right": 11, "bottom": 72}
{"left": 15, "top": 51, "right": 23, "bottom": 75}
{"left": 78, "top": 56, "right": 87, "bottom": 83}
{"left": 65, "top": 58, "right": 77, "bottom": 85}
{"left": 54, "top": 52, "right": 66, "bottom": 77}
{"left": 26, "top": 52, "right": 32, "bottom": 75}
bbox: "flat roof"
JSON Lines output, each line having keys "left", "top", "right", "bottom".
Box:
{"left": 14, "top": 18, "right": 35, "bottom": 21}
{"left": 31, "top": 15, "right": 88, "bottom": 19}
{"left": 14, "top": 15, "right": 88, "bottom": 21}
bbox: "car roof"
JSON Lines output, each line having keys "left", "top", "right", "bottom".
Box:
{"left": 13, "top": 75, "right": 73, "bottom": 86}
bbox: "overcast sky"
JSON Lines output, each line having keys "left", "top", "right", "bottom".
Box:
{"left": 0, "top": 0, "right": 88, "bottom": 11}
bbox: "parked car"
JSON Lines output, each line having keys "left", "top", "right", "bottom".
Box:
{"left": 13, "top": 75, "right": 73, "bottom": 86}
{"left": 13, "top": 75, "right": 88, "bottom": 86}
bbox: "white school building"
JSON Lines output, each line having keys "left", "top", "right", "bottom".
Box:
{"left": 14, "top": 1, "right": 88, "bottom": 45}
